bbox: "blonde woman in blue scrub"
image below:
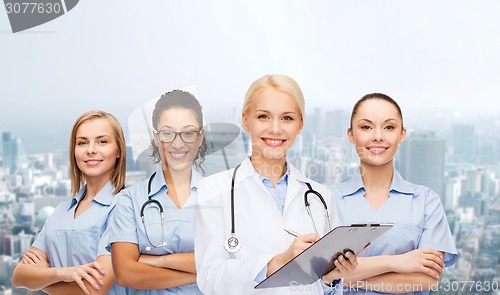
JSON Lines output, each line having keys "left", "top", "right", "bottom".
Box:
{"left": 331, "top": 93, "right": 458, "bottom": 295}
{"left": 12, "top": 110, "right": 127, "bottom": 295}
{"left": 109, "top": 90, "right": 206, "bottom": 294}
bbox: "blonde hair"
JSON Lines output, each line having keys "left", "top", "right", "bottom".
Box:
{"left": 242, "top": 74, "right": 305, "bottom": 121}
{"left": 69, "top": 110, "right": 126, "bottom": 195}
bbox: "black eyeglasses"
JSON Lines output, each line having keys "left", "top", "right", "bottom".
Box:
{"left": 154, "top": 128, "right": 202, "bottom": 143}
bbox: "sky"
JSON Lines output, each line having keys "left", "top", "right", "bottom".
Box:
{"left": 1, "top": 0, "right": 500, "bottom": 154}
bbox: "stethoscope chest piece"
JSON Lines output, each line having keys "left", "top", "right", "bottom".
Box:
{"left": 224, "top": 235, "right": 241, "bottom": 253}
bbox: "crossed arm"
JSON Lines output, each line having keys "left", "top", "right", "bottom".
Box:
{"left": 111, "top": 242, "right": 196, "bottom": 290}
{"left": 341, "top": 249, "right": 445, "bottom": 293}
{"left": 12, "top": 246, "right": 115, "bottom": 295}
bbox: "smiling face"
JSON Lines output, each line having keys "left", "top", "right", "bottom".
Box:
{"left": 348, "top": 98, "right": 406, "bottom": 168}
{"left": 74, "top": 118, "right": 120, "bottom": 183}
{"left": 153, "top": 107, "right": 204, "bottom": 173}
{"left": 242, "top": 86, "right": 303, "bottom": 163}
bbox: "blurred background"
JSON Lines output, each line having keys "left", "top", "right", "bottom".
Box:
{"left": 1, "top": 1, "right": 500, "bottom": 294}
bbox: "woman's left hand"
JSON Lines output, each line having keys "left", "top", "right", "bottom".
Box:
{"left": 322, "top": 251, "right": 358, "bottom": 285}
{"left": 21, "top": 248, "right": 49, "bottom": 268}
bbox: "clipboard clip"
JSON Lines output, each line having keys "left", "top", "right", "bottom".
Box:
{"left": 350, "top": 223, "right": 380, "bottom": 227}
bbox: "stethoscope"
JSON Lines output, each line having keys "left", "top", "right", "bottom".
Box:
{"left": 224, "top": 164, "right": 332, "bottom": 253}
{"left": 140, "top": 172, "right": 168, "bottom": 251}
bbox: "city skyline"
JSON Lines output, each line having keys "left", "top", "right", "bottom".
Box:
{"left": 1, "top": 102, "right": 500, "bottom": 293}
{"left": 2, "top": 1, "right": 500, "bottom": 293}
{"left": 2, "top": 1, "right": 500, "bottom": 155}
{"left": 2, "top": 104, "right": 500, "bottom": 156}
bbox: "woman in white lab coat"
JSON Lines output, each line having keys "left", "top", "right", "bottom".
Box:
{"left": 194, "top": 74, "right": 358, "bottom": 295}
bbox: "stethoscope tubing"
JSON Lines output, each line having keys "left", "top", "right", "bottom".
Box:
{"left": 304, "top": 182, "right": 332, "bottom": 234}
{"left": 141, "top": 172, "right": 167, "bottom": 250}
{"left": 225, "top": 164, "right": 330, "bottom": 253}
{"left": 230, "top": 164, "right": 241, "bottom": 235}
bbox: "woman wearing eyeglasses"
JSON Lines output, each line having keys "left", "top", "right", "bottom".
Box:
{"left": 109, "top": 90, "right": 207, "bottom": 294}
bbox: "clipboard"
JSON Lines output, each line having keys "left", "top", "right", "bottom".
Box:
{"left": 254, "top": 224, "right": 393, "bottom": 289}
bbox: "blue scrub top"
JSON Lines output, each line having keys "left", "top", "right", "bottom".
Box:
{"left": 331, "top": 169, "right": 458, "bottom": 295}
{"left": 108, "top": 165, "right": 203, "bottom": 295}
{"left": 33, "top": 181, "right": 126, "bottom": 295}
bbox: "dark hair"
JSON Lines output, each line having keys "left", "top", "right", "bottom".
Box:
{"left": 350, "top": 93, "right": 403, "bottom": 129}
{"left": 150, "top": 90, "right": 208, "bottom": 174}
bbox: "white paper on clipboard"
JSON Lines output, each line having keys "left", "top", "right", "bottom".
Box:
{"left": 254, "top": 224, "right": 393, "bottom": 289}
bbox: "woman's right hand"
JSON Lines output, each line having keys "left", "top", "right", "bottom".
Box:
{"left": 391, "top": 248, "right": 444, "bottom": 279}
{"left": 267, "top": 233, "right": 318, "bottom": 276}
{"left": 57, "top": 261, "right": 105, "bottom": 294}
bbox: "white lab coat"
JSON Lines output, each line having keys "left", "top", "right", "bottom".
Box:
{"left": 194, "top": 157, "right": 338, "bottom": 295}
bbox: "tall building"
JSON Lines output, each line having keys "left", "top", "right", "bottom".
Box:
{"left": 397, "top": 131, "right": 445, "bottom": 197}
{"left": 323, "top": 110, "right": 348, "bottom": 139}
{"left": 0, "top": 131, "right": 3, "bottom": 158}
{"left": 444, "top": 176, "right": 461, "bottom": 211}
{"left": 303, "top": 107, "right": 322, "bottom": 136}
{"left": 1, "top": 132, "right": 27, "bottom": 174}
{"left": 463, "top": 168, "right": 483, "bottom": 195}
{"left": 125, "top": 146, "right": 138, "bottom": 172}
{"left": 1, "top": 133, "right": 17, "bottom": 174}
{"left": 1, "top": 234, "right": 19, "bottom": 256}
{"left": 451, "top": 124, "right": 475, "bottom": 159}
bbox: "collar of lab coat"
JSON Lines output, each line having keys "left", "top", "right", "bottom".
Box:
{"left": 237, "top": 157, "right": 310, "bottom": 184}
{"left": 236, "top": 157, "right": 312, "bottom": 214}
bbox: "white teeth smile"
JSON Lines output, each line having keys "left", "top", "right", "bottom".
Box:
{"left": 369, "top": 147, "right": 386, "bottom": 152}
{"left": 265, "top": 139, "right": 283, "bottom": 145}
{"left": 86, "top": 160, "right": 101, "bottom": 164}
{"left": 170, "top": 152, "right": 187, "bottom": 159}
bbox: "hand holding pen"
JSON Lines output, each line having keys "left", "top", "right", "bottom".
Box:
{"left": 284, "top": 229, "right": 301, "bottom": 237}
{"left": 283, "top": 229, "right": 319, "bottom": 256}
{"left": 268, "top": 230, "right": 319, "bottom": 275}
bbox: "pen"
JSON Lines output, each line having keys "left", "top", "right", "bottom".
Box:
{"left": 284, "top": 229, "right": 301, "bottom": 237}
